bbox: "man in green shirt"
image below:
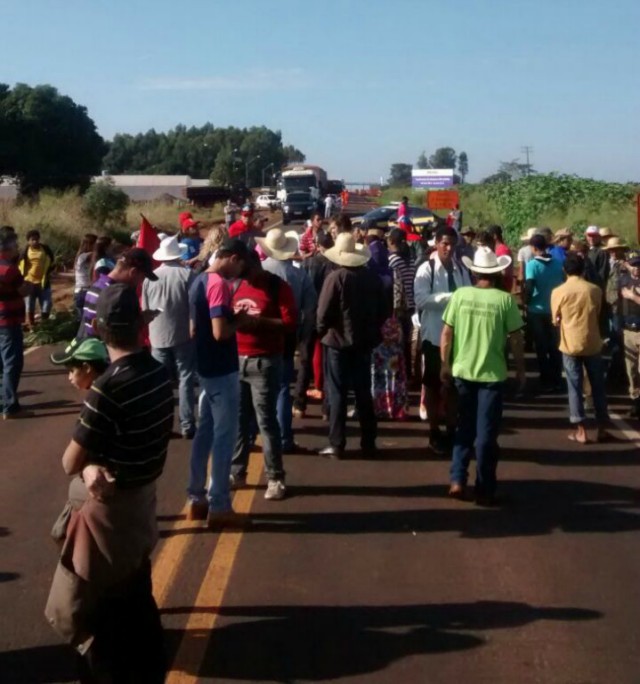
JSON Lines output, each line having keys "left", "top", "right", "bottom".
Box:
{"left": 440, "top": 246, "right": 526, "bottom": 505}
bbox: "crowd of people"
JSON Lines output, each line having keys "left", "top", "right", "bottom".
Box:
{"left": 0, "top": 204, "right": 637, "bottom": 680}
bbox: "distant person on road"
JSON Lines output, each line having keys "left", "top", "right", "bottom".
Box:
{"left": 0, "top": 227, "right": 33, "bottom": 419}
{"left": 551, "top": 253, "right": 609, "bottom": 444}
{"left": 617, "top": 254, "right": 640, "bottom": 418}
{"left": 549, "top": 228, "right": 573, "bottom": 265}
{"left": 45, "top": 284, "right": 174, "bottom": 683}
{"left": 397, "top": 196, "right": 410, "bottom": 220}
{"left": 324, "top": 194, "right": 334, "bottom": 219}
{"left": 487, "top": 225, "right": 514, "bottom": 293}
{"left": 317, "top": 233, "right": 388, "bottom": 459}
{"left": 585, "top": 226, "right": 609, "bottom": 289}
{"left": 458, "top": 226, "right": 476, "bottom": 261}
{"left": 19, "top": 229, "right": 55, "bottom": 328}
{"left": 441, "top": 246, "right": 525, "bottom": 505}
{"left": 299, "top": 211, "right": 325, "bottom": 259}
{"left": 516, "top": 228, "right": 539, "bottom": 290}
{"left": 415, "top": 227, "right": 472, "bottom": 453}
{"left": 340, "top": 188, "right": 349, "bottom": 209}
{"left": 446, "top": 204, "right": 462, "bottom": 233}
{"left": 73, "top": 233, "right": 98, "bottom": 317}
{"left": 141, "top": 235, "right": 197, "bottom": 439}
{"left": 224, "top": 199, "right": 238, "bottom": 229}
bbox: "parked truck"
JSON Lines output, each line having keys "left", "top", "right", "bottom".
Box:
{"left": 276, "top": 164, "right": 328, "bottom": 204}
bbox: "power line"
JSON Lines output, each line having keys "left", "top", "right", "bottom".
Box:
{"left": 521, "top": 146, "right": 533, "bottom": 176}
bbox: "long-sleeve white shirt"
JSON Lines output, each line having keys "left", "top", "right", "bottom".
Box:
{"left": 414, "top": 254, "right": 472, "bottom": 346}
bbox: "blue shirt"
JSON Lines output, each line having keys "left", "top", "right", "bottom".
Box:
{"left": 525, "top": 256, "right": 565, "bottom": 314}
{"left": 549, "top": 245, "right": 568, "bottom": 264}
{"left": 189, "top": 272, "right": 239, "bottom": 378}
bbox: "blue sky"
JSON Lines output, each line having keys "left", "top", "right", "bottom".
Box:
{"left": 4, "top": 0, "right": 639, "bottom": 182}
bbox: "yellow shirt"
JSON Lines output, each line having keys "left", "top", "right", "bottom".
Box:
{"left": 550, "top": 276, "right": 603, "bottom": 356}
{"left": 25, "top": 246, "right": 45, "bottom": 285}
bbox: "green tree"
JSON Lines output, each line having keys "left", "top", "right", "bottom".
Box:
{"left": 429, "top": 147, "right": 457, "bottom": 170}
{"left": 0, "top": 83, "right": 106, "bottom": 196}
{"left": 209, "top": 145, "right": 238, "bottom": 185}
{"left": 388, "top": 163, "right": 412, "bottom": 187}
{"left": 83, "top": 179, "right": 129, "bottom": 227}
{"left": 458, "top": 151, "right": 469, "bottom": 183}
{"left": 283, "top": 144, "right": 305, "bottom": 164}
{"left": 415, "top": 151, "right": 429, "bottom": 169}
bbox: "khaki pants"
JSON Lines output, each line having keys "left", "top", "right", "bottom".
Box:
{"left": 623, "top": 329, "right": 640, "bottom": 399}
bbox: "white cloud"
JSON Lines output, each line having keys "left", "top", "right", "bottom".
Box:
{"left": 139, "top": 68, "right": 308, "bottom": 92}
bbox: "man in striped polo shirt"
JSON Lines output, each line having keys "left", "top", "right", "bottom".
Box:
{"left": 46, "top": 284, "right": 173, "bottom": 681}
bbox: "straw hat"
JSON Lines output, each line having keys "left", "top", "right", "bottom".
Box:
{"left": 599, "top": 227, "right": 615, "bottom": 238}
{"left": 520, "top": 227, "right": 538, "bottom": 242}
{"left": 553, "top": 228, "right": 572, "bottom": 243}
{"left": 153, "top": 234, "right": 189, "bottom": 261}
{"left": 255, "top": 228, "right": 299, "bottom": 260}
{"left": 462, "top": 246, "right": 512, "bottom": 274}
{"left": 604, "top": 236, "right": 627, "bottom": 251}
{"left": 324, "top": 232, "right": 371, "bottom": 268}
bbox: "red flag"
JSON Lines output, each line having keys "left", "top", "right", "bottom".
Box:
{"left": 137, "top": 214, "right": 160, "bottom": 256}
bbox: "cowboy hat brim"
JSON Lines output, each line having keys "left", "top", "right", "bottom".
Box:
{"left": 462, "top": 254, "right": 512, "bottom": 274}
{"left": 255, "top": 231, "right": 299, "bottom": 260}
{"left": 324, "top": 242, "right": 371, "bottom": 268}
{"left": 152, "top": 244, "right": 189, "bottom": 261}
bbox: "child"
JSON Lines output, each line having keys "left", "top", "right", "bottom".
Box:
{"left": 371, "top": 317, "right": 408, "bottom": 421}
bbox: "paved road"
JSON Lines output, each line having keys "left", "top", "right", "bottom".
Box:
{"left": 2, "top": 344, "right": 640, "bottom": 682}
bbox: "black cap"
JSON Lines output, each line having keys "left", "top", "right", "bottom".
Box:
{"left": 217, "top": 238, "right": 250, "bottom": 259}
{"left": 121, "top": 248, "right": 158, "bottom": 281}
{"left": 96, "top": 284, "right": 141, "bottom": 329}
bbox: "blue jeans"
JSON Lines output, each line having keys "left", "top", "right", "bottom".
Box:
{"left": 151, "top": 340, "right": 196, "bottom": 433}
{"left": 562, "top": 353, "right": 609, "bottom": 425}
{"left": 24, "top": 285, "right": 52, "bottom": 318}
{"left": 450, "top": 378, "right": 504, "bottom": 497}
{"left": 188, "top": 372, "right": 240, "bottom": 512}
{"left": 277, "top": 356, "right": 295, "bottom": 450}
{"left": 232, "top": 355, "right": 284, "bottom": 481}
{"left": 0, "top": 325, "right": 24, "bottom": 415}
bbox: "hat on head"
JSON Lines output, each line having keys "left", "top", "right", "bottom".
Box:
{"left": 599, "top": 226, "right": 614, "bottom": 238}
{"left": 462, "top": 246, "right": 512, "bottom": 274}
{"left": 216, "top": 237, "right": 250, "bottom": 259}
{"left": 324, "top": 232, "right": 371, "bottom": 268}
{"left": 153, "top": 234, "right": 189, "bottom": 262}
{"left": 520, "top": 227, "right": 539, "bottom": 242}
{"left": 181, "top": 218, "right": 199, "bottom": 230}
{"left": 553, "top": 228, "right": 572, "bottom": 243}
{"left": 255, "top": 228, "right": 299, "bottom": 260}
{"left": 51, "top": 337, "right": 109, "bottom": 366}
{"left": 241, "top": 204, "right": 254, "bottom": 215}
{"left": 460, "top": 226, "right": 476, "bottom": 235}
{"left": 585, "top": 225, "right": 600, "bottom": 236}
{"left": 96, "top": 284, "right": 141, "bottom": 330}
{"left": 121, "top": 248, "right": 159, "bottom": 280}
{"left": 604, "top": 236, "right": 628, "bottom": 251}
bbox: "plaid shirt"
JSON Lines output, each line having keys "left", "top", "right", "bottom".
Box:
{"left": 299, "top": 228, "right": 317, "bottom": 256}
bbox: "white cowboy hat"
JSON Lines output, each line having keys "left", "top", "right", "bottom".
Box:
{"left": 324, "top": 232, "right": 371, "bottom": 268}
{"left": 462, "top": 246, "right": 512, "bottom": 274}
{"left": 255, "top": 228, "right": 299, "bottom": 260}
{"left": 153, "top": 234, "right": 189, "bottom": 261}
{"left": 520, "top": 227, "right": 538, "bottom": 242}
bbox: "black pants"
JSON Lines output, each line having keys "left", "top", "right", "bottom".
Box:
{"left": 293, "top": 331, "right": 316, "bottom": 410}
{"left": 324, "top": 344, "right": 377, "bottom": 450}
{"left": 78, "top": 560, "right": 166, "bottom": 684}
{"left": 529, "top": 312, "right": 562, "bottom": 388}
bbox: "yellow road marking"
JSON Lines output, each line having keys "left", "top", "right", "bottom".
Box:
{"left": 167, "top": 452, "right": 262, "bottom": 683}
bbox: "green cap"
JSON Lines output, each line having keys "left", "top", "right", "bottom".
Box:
{"left": 50, "top": 338, "right": 109, "bottom": 365}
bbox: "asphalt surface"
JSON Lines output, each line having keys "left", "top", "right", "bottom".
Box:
{"left": 2, "top": 344, "right": 640, "bottom": 684}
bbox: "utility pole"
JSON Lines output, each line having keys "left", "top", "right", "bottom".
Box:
{"left": 521, "top": 146, "right": 533, "bottom": 176}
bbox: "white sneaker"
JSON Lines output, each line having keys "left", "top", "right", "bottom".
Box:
{"left": 419, "top": 404, "right": 428, "bottom": 421}
{"left": 264, "top": 480, "right": 286, "bottom": 501}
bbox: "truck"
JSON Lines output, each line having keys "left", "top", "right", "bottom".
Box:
{"left": 276, "top": 164, "right": 328, "bottom": 204}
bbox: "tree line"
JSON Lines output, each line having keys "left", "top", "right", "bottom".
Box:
{"left": 0, "top": 83, "right": 306, "bottom": 196}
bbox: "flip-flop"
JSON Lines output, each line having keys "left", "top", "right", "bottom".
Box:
{"left": 568, "top": 432, "right": 589, "bottom": 444}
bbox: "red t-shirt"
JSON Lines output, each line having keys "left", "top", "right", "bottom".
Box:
{"left": 229, "top": 220, "right": 249, "bottom": 238}
{"left": 0, "top": 258, "right": 25, "bottom": 327}
{"left": 495, "top": 243, "right": 514, "bottom": 292}
{"left": 232, "top": 273, "right": 297, "bottom": 357}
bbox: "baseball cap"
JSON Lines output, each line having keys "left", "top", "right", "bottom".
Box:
{"left": 95, "top": 284, "right": 141, "bottom": 329}
{"left": 51, "top": 338, "right": 109, "bottom": 366}
{"left": 241, "top": 204, "right": 254, "bottom": 215}
{"left": 216, "top": 238, "right": 250, "bottom": 259}
{"left": 585, "top": 225, "right": 600, "bottom": 236}
{"left": 120, "top": 248, "right": 158, "bottom": 281}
